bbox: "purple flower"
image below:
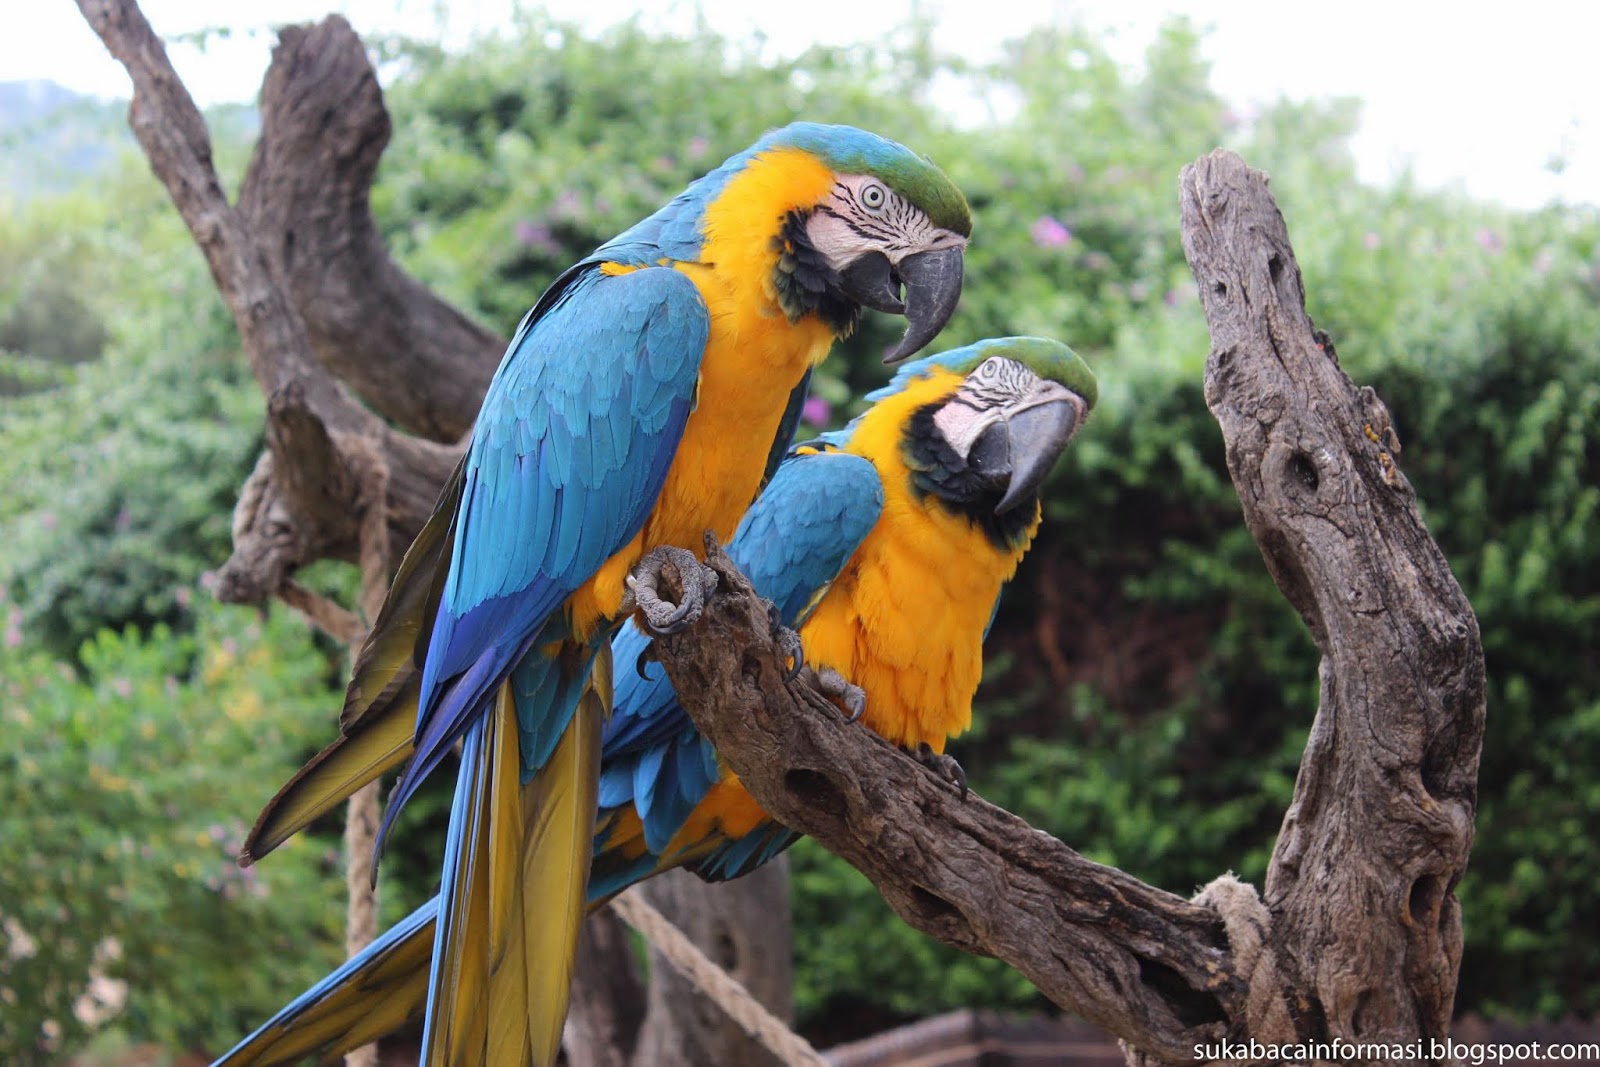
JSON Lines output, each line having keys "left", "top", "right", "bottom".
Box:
{"left": 4, "top": 627, "right": 20, "bottom": 649}
{"left": 1533, "top": 249, "right": 1554, "bottom": 275}
{"left": 1030, "top": 215, "right": 1071, "bottom": 248}
{"left": 1363, "top": 231, "right": 1381, "bottom": 251}
{"left": 687, "top": 136, "right": 709, "bottom": 161}
{"left": 1476, "top": 228, "right": 1503, "bottom": 253}
{"left": 801, "top": 395, "right": 831, "bottom": 428}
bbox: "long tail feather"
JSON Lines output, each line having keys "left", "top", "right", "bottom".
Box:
{"left": 240, "top": 679, "right": 417, "bottom": 864}
{"left": 420, "top": 647, "right": 605, "bottom": 1067}
{"left": 210, "top": 903, "right": 433, "bottom": 1066}
{"left": 518, "top": 643, "right": 607, "bottom": 1067}
{"left": 421, "top": 703, "right": 497, "bottom": 1066}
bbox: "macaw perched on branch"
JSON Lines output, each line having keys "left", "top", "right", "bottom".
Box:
{"left": 213, "top": 337, "right": 1097, "bottom": 1067}
{"left": 231, "top": 123, "right": 971, "bottom": 1067}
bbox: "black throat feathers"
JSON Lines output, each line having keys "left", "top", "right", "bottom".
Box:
{"left": 904, "top": 402, "right": 1037, "bottom": 551}
{"left": 771, "top": 211, "right": 862, "bottom": 336}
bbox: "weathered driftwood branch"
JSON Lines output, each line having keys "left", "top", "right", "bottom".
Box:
{"left": 237, "top": 18, "right": 503, "bottom": 441}
{"left": 1183, "top": 150, "right": 1485, "bottom": 1045}
{"left": 652, "top": 541, "right": 1248, "bottom": 1063}
{"left": 649, "top": 152, "right": 1485, "bottom": 1063}
{"left": 76, "top": 0, "right": 459, "bottom": 601}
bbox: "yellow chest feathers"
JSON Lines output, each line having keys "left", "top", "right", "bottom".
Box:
{"left": 799, "top": 372, "right": 1041, "bottom": 752}
{"left": 568, "top": 150, "right": 840, "bottom": 635}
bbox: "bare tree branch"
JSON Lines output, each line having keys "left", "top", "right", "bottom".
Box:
{"left": 75, "top": 0, "right": 460, "bottom": 599}
{"left": 1182, "top": 149, "right": 1485, "bottom": 1044}
{"left": 645, "top": 151, "right": 1485, "bottom": 1063}
{"left": 238, "top": 18, "right": 503, "bottom": 441}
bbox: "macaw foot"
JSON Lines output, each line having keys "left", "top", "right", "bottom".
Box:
{"left": 767, "top": 600, "right": 805, "bottom": 682}
{"left": 624, "top": 544, "right": 720, "bottom": 637}
{"left": 800, "top": 664, "right": 865, "bottom": 723}
{"left": 913, "top": 742, "right": 968, "bottom": 800}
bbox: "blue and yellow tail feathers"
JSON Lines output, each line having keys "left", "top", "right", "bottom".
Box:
{"left": 420, "top": 643, "right": 609, "bottom": 1067}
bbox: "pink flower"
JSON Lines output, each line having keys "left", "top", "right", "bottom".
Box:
{"left": 687, "top": 136, "right": 709, "bottom": 161}
{"left": 1030, "top": 215, "right": 1071, "bottom": 248}
{"left": 801, "top": 395, "right": 831, "bottom": 428}
{"left": 1476, "top": 228, "right": 1503, "bottom": 253}
{"left": 1363, "top": 231, "right": 1381, "bottom": 251}
{"left": 514, "top": 220, "right": 555, "bottom": 252}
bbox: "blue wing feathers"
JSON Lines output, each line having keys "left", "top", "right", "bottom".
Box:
{"left": 592, "top": 448, "right": 884, "bottom": 870}
{"left": 379, "top": 265, "right": 709, "bottom": 850}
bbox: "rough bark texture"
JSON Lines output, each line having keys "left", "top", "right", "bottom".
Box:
{"left": 236, "top": 18, "right": 503, "bottom": 441}
{"left": 1181, "top": 150, "right": 1485, "bottom": 1045}
{"left": 565, "top": 912, "right": 647, "bottom": 1067}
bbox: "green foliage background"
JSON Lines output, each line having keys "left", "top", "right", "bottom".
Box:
{"left": 1, "top": 10, "right": 1596, "bottom": 1058}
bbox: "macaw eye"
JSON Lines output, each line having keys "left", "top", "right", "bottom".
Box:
{"left": 860, "top": 182, "right": 888, "bottom": 212}
{"left": 979, "top": 358, "right": 1001, "bottom": 379}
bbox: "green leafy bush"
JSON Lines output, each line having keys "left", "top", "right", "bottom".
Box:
{"left": 0, "top": 598, "right": 345, "bottom": 1061}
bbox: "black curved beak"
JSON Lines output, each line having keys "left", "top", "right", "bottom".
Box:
{"left": 883, "top": 246, "right": 965, "bottom": 363}
{"left": 839, "top": 252, "right": 905, "bottom": 315}
{"left": 991, "top": 387, "right": 1087, "bottom": 514}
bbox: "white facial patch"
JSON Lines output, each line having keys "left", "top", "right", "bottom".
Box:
{"left": 805, "top": 174, "right": 961, "bottom": 272}
{"left": 932, "top": 357, "right": 1044, "bottom": 459}
{"left": 932, "top": 400, "right": 1000, "bottom": 460}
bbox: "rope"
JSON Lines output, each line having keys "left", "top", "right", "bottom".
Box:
{"left": 1192, "top": 873, "right": 1295, "bottom": 1045}
{"left": 608, "top": 890, "right": 831, "bottom": 1067}
{"left": 336, "top": 437, "right": 392, "bottom": 1067}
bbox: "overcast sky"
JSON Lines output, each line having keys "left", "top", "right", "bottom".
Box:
{"left": 7, "top": 0, "right": 1597, "bottom": 209}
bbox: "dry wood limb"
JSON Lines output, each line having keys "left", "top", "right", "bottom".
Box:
{"left": 652, "top": 152, "right": 1485, "bottom": 1063}
{"left": 1181, "top": 151, "right": 1485, "bottom": 1045}
{"left": 238, "top": 17, "right": 503, "bottom": 441}
{"left": 650, "top": 540, "right": 1247, "bottom": 1064}
{"left": 76, "top": 0, "right": 460, "bottom": 604}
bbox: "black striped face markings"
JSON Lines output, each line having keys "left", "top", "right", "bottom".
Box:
{"left": 814, "top": 179, "right": 926, "bottom": 262}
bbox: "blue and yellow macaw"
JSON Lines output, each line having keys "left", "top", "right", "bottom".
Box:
{"left": 232, "top": 123, "right": 971, "bottom": 1067}
{"left": 214, "top": 337, "right": 1096, "bottom": 1067}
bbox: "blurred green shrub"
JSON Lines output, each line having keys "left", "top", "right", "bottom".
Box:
{"left": 0, "top": 597, "right": 345, "bottom": 1061}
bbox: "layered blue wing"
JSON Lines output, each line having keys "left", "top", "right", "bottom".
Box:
{"left": 381, "top": 265, "right": 710, "bottom": 843}
{"left": 596, "top": 448, "right": 885, "bottom": 856}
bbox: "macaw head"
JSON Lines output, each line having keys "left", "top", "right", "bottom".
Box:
{"left": 853, "top": 336, "right": 1096, "bottom": 542}
{"left": 732, "top": 123, "right": 972, "bottom": 362}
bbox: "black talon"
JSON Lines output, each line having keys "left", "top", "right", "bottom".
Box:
{"left": 634, "top": 641, "right": 659, "bottom": 681}
{"left": 842, "top": 686, "right": 865, "bottom": 723}
{"left": 914, "top": 742, "right": 969, "bottom": 799}
{"left": 767, "top": 600, "right": 805, "bottom": 682}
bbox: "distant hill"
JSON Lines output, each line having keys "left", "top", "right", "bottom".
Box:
{"left": 0, "top": 80, "right": 133, "bottom": 197}
{"left": 0, "top": 80, "right": 259, "bottom": 200}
